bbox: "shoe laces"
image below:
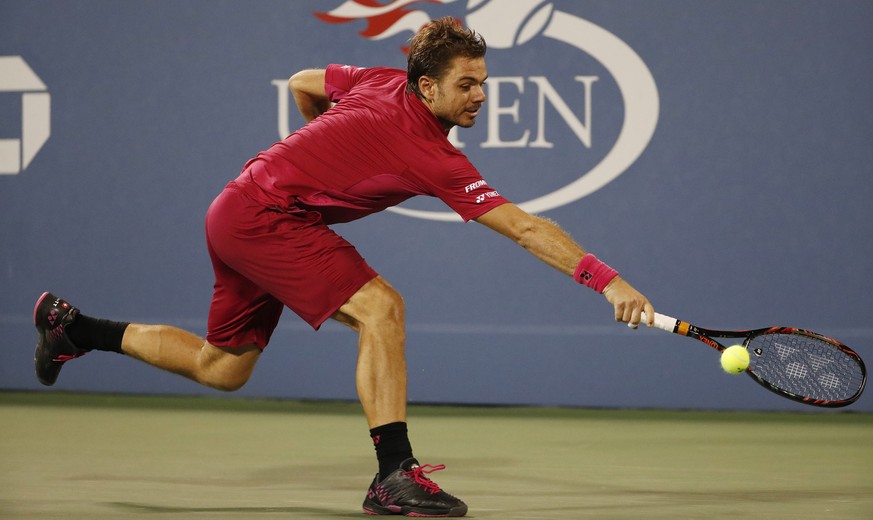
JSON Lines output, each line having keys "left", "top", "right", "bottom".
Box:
{"left": 404, "top": 464, "right": 446, "bottom": 495}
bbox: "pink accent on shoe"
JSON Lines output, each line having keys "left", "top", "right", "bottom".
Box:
{"left": 53, "top": 352, "right": 86, "bottom": 363}
{"left": 34, "top": 291, "right": 50, "bottom": 325}
{"left": 374, "top": 482, "right": 393, "bottom": 504}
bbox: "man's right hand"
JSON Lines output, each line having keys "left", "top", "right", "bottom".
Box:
{"left": 602, "top": 276, "right": 655, "bottom": 329}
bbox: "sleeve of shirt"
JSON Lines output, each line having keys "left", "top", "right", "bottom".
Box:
{"left": 324, "top": 64, "right": 365, "bottom": 103}
{"left": 425, "top": 150, "right": 511, "bottom": 222}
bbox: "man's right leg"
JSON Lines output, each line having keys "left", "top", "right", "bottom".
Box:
{"left": 332, "top": 276, "right": 408, "bottom": 430}
{"left": 332, "top": 278, "right": 467, "bottom": 517}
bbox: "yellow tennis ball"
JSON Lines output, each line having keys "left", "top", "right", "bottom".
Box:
{"left": 720, "top": 345, "right": 750, "bottom": 374}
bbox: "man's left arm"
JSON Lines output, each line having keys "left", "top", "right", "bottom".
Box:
{"left": 288, "top": 69, "right": 331, "bottom": 123}
{"left": 475, "top": 203, "right": 655, "bottom": 327}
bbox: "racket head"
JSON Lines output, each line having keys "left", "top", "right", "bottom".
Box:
{"left": 743, "top": 327, "right": 867, "bottom": 408}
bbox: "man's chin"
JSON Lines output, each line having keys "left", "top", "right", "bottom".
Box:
{"left": 439, "top": 115, "right": 477, "bottom": 130}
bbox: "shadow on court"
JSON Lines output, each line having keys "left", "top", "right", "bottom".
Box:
{"left": 109, "top": 502, "right": 363, "bottom": 517}
{"left": 1, "top": 392, "right": 871, "bottom": 519}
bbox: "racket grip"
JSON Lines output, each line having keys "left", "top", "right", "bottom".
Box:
{"left": 641, "top": 312, "right": 679, "bottom": 332}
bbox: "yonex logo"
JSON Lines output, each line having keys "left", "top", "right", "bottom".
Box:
{"left": 475, "top": 191, "right": 499, "bottom": 204}
{"left": 0, "top": 56, "right": 51, "bottom": 175}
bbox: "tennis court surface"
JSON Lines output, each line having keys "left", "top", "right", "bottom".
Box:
{"left": 1, "top": 392, "right": 870, "bottom": 519}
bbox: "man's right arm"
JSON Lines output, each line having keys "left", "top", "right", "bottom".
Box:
{"left": 475, "top": 202, "right": 655, "bottom": 327}
{"left": 288, "top": 69, "right": 330, "bottom": 123}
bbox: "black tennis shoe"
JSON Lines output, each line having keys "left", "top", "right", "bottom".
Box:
{"left": 362, "top": 458, "right": 467, "bottom": 517}
{"left": 33, "top": 292, "right": 86, "bottom": 386}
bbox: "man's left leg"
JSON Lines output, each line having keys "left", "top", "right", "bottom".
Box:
{"left": 33, "top": 291, "right": 261, "bottom": 390}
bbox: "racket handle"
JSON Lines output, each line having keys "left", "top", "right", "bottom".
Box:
{"left": 641, "top": 312, "right": 679, "bottom": 333}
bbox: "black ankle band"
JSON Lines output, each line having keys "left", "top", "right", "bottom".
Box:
{"left": 370, "top": 422, "right": 413, "bottom": 479}
{"left": 66, "top": 314, "right": 129, "bottom": 354}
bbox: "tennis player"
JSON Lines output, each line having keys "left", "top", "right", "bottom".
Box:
{"left": 33, "top": 17, "right": 654, "bottom": 517}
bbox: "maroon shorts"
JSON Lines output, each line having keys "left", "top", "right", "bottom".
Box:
{"left": 204, "top": 184, "right": 378, "bottom": 349}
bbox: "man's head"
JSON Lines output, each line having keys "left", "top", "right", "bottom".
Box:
{"left": 407, "top": 17, "right": 488, "bottom": 130}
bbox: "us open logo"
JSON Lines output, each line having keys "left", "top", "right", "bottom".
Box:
{"left": 0, "top": 56, "right": 51, "bottom": 175}
{"left": 276, "top": 0, "right": 659, "bottom": 221}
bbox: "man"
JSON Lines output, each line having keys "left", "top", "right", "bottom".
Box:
{"left": 33, "top": 17, "right": 654, "bottom": 517}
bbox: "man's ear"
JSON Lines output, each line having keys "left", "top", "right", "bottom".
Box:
{"left": 418, "top": 76, "right": 436, "bottom": 102}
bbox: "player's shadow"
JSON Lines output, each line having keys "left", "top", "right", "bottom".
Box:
{"left": 108, "top": 502, "right": 363, "bottom": 518}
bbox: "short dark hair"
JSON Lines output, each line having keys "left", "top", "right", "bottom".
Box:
{"left": 406, "top": 17, "right": 487, "bottom": 96}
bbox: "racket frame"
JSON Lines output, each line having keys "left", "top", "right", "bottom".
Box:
{"left": 648, "top": 312, "right": 867, "bottom": 408}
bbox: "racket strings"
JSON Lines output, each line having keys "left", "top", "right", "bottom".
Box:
{"left": 747, "top": 333, "right": 864, "bottom": 402}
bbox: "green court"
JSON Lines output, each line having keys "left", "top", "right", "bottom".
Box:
{"left": 1, "top": 392, "right": 870, "bottom": 519}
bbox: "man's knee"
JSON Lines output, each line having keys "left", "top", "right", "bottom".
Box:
{"left": 363, "top": 278, "right": 405, "bottom": 324}
{"left": 206, "top": 371, "right": 250, "bottom": 392}
{"left": 371, "top": 282, "right": 404, "bottom": 323}
{"left": 198, "top": 343, "right": 260, "bottom": 391}
{"left": 336, "top": 277, "right": 405, "bottom": 330}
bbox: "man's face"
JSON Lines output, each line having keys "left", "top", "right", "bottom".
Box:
{"left": 420, "top": 56, "right": 487, "bottom": 130}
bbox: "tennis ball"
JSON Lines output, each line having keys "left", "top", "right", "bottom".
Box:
{"left": 720, "top": 345, "right": 750, "bottom": 374}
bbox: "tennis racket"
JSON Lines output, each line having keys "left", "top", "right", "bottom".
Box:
{"left": 644, "top": 312, "right": 867, "bottom": 408}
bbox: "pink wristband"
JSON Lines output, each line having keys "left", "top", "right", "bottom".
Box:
{"left": 573, "top": 254, "right": 619, "bottom": 293}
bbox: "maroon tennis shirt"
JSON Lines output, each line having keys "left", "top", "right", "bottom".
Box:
{"left": 232, "top": 64, "right": 508, "bottom": 224}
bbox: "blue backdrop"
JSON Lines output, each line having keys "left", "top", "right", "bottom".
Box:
{"left": 2, "top": 0, "right": 871, "bottom": 411}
